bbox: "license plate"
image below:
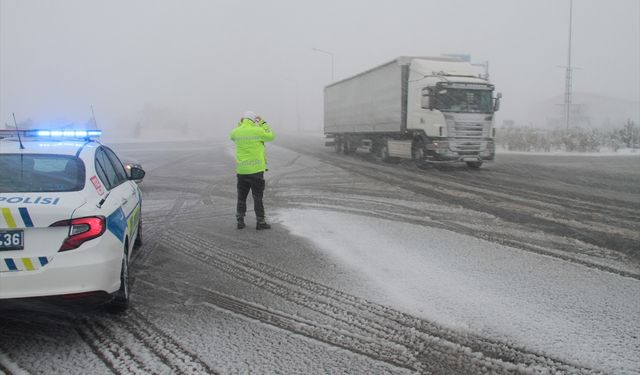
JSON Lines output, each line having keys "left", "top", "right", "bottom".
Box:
{"left": 0, "top": 230, "right": 24, "bottom": 251}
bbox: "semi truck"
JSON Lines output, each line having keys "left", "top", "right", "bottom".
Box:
{"left": 324, "top": 56, "right": 502, "bottom": 168}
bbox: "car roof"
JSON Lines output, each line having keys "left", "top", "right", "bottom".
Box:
{"left": 0, "top": 138, "right": 101, "bottom": 156}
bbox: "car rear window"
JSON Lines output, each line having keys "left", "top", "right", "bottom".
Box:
{"left": 0, "top": 154, "right": 85, "bottom": 192}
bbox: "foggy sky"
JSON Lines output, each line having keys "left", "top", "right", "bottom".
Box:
{"left": 1, "top": 0, "right": 639, "bottom": 136}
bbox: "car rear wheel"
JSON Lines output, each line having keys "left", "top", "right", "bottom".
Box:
{"left": 106, "top": 246, "right": 130, "bottom": 312}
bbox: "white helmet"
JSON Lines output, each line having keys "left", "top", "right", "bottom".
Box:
{"left": 243, "top": 110, "right": 259, "bottom": 123}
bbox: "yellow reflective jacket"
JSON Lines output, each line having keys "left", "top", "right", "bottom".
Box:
{"left": 230, "top": 118, "right": 275, "bottom": 174}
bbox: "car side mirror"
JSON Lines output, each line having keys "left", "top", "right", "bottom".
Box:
{"left": 129, "top": 166, "right": 146, "bottom": 181}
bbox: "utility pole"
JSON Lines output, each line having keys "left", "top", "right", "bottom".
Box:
{"left": 563, "top": 0, "right": 574, "bottom": 131}
{"left": 312, "top": 48, "right": 335, "bottom": 82}
{"left": 90, "top": 105, "right": 98, "bottom": 129}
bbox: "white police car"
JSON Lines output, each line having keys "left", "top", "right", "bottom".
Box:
{"left": 0, "top": 129, "right": 144, "bottom": 311}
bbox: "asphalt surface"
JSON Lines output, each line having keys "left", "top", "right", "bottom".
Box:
{"left": 1, "top": 136, "right": 638, "bottom": 374}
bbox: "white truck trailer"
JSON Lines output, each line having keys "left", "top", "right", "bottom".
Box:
{"left": 324, "top": 56, "right": 501, "bottom": 168}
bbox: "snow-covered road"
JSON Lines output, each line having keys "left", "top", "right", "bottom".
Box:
{"left": 1, "top": 137, "right": 639, "bottom": 374}
{"left": 277, "top": 208, "right": 640, "bottom": 374}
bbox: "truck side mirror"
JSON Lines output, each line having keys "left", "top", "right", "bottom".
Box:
{"left": 421, "top": 88, "right": 432, "bottom": 110}
{"left": 421, "top": 95, "right": 431, "bottom": 110}
{"left": 494, "top": 92, "right": 502, "bottom": 112}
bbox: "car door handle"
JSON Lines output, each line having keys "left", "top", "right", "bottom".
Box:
{"left": 122, "top": 198, "right": 129, "bottom": 205}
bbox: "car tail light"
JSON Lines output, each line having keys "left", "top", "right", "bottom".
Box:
{"left": 51, "top": 216, "right": 106, "bottom": 252}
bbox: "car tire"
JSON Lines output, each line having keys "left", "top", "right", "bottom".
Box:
{"left": 106, "top": 246, "right": 130, "bottom": 313}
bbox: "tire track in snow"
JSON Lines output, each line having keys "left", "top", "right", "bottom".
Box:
{"left": 162, "top": 234, "right": 435, "bottom": 373}
{"left": 162, "top": 230, "right": 594, "bottom": 374}
{"left": 276, "top": 196, "right": 640, "bottom": 280}
{"left": 76, "top": 318, "right": 153, "bottom": 375}
{"left": 285, "top": 146, "right": 639, "bottom": 260}
{"left": 115, "top": 309, "right": 218, "bottom": 375}
{"left": 324, "top": 146, "right": 639, "bottom": 220}
{"left": 280, "top": 151, "right": 640, "bottom": 276}
{"left": 188, "top": 232, "right": 596, "bottom": 374}
{"left": 148, "top": 183, "right": 615, "bottom": 279}
{"left": 0, "top": 352, "right": 28, "bottom": 375}
{"left": 429, "top": 164, "right": 639, "bottom": 220}
{"left": 76, "top": 311, "right": 217, "bottom": 375}
{"left": 183, "top": 285, "right": 419, "bottom": 373}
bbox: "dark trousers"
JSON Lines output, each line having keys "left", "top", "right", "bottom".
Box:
{"left": 236, "top": 172, "right": 266, "bottom": 219}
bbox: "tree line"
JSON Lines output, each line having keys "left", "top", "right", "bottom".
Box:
{"left": 496, "top": 120, "right": 639, "bottom": 152}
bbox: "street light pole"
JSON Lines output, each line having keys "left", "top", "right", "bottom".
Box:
{"left": 564, "top": 0, "right": 574, "bottom": 131}
{"left": 312, "top": 47, "right": 334, "bottom": 82}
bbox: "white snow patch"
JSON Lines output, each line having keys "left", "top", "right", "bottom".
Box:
{"left": 0, "top": 352, "right": 29, "bottom": 375}
{"left": 276, "top": 208, "right": 640, "bottom": 374}
{"left": 496, "top": 147, "right": 640, "bottom": 156}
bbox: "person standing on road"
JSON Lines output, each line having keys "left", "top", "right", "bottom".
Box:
{"left": 230, "top": 111, "right": 275, "bottom": 230}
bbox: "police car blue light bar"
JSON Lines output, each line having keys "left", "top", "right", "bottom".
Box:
{"left": 24, "top": 129, "right": 102, "bottom": 138}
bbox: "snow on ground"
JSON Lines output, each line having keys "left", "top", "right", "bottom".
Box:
{"left": 496, "top": 147, "right": 640, "bottom": 156}
{"left": 275, "top": 208, "right": 640, "bottom": 375}
{"left": 0, "top": 352, "right": 29, "bottom": 375}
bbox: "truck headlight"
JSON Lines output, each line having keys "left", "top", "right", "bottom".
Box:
{"left": 426, "top": 141, "right": 450, "bottom": 151}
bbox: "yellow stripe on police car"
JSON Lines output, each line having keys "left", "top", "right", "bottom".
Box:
{"left": 1, "top": 256, "right": 52, "bottom": 272}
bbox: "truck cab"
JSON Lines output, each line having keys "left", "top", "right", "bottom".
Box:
{"left": 406, "top": 59, "right": 501, "bottom": 167}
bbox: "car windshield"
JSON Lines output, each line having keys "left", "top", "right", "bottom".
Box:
{"left": 433, "top": 87, "right": 494, "bottom": 113}
{"left": 0, "top": 154, "right": 85, "bottom": 192}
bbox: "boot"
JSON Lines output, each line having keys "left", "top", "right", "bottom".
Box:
{"left": 237, "top": 215, "right": 246, "bottom": 229}
{"left": 256, "top": 218, "right": 271, "bottom": 230}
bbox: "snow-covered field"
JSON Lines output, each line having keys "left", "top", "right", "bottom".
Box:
{"left": 496, "top": 147, "right": 640, "bottom": 156}
{"left": 276, "top": 208, "right": 640, "bottom": 375}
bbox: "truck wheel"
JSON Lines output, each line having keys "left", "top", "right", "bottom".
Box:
{"left": 412, "top": 141, "right": 427, "bottom": 168}
{"left": 334, "top": 139, "right": 343, "bottom": 153}
{"left": 343, "top": 139, "right": 352, "bottom": 154}
{"left": 378, "top": 144, "right": 391, "bottom": 162}
{"left": 466, "top": 161, "right": 483, "bottom": 169}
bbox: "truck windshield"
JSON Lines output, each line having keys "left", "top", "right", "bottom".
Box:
{"left": 433, "top": 88, "right": 493, "bottom": 113}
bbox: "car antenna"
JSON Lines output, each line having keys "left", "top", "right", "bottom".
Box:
{"left": 90, "top": 105, "right": 98, "bottom": 129}
{"left": 12, "top": 113, "right": 25, "bottom": 149}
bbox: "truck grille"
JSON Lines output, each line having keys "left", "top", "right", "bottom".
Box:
{"left": 449, "top": 121, "right": 488, "bottom": 138}
{"left": 450, "top": 140, "right": 487, "bottom": 152}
